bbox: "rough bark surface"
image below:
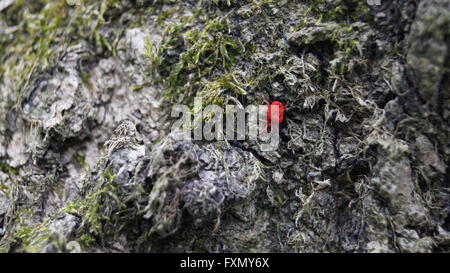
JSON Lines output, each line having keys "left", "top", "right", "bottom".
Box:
{"left": 0, "top": 0, "right": 449, "bottom": 253}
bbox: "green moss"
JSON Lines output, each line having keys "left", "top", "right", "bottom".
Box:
{"left": 0, "top": 1, "right": 91, "bottom": 111}
{"left": 306, "top": 0, "right": 370, "bottom": 22}
{"left": 0, "top": 183, "right": 9, "bottom": 195}
{"left": 290, "top": 20, "right": 371, "bottom": 75}
{"left": 143, "top": 38, "right": 163, "bottom": 72}
{"left": 11, "top": 222, "right": 51, "bottom": 253}
{"left": 144, "top": 14, "right": 247, "bottom": 104}
{"left": 1, "top": 1, "right": 67, "bottom": 96}
{"left": 330, "top": 23, "right": 369, "bottom": 74}
{"left": 80, "top": 70, "right": 93, "bottom": 90}
{"left": 77, "top": 167, "right": 125, "bottom": 239}
{"left": 77, "top": 234, "right": 96, "bottom": 250}
{"left": 156, "top": 7, "right": 177, "bottom": 24}
{"left": 0, "top": 162, "right": 19, "bottom": 176}
{"left": 267, "top": 185, "right": 288, "bottom": 207}
{"left": 59, "top": 167, "right": 123, "bottom": 245}
{"left": 75, "top": 154, "right": 89, "bottom": 170}
{"left": 0, "top": 0, "right": 131, "bottom": 114}
{"left": 99, "top": 0, "right": 122, "bottom": 22}
{"left": 62, "top": 201, "right": 86, "bottom": 217}
{"left": 101, "top": 169, "right": 116, "bottom": 183}
{"left": 131, "top": 84, "right": 144, "bottom": 92}
{"left": 197, "top": 71, "right": 251, "bottom": 107}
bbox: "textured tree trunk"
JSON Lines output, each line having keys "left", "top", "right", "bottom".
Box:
{"left": 0, "top": 0, "right": 448, "bottom": 253}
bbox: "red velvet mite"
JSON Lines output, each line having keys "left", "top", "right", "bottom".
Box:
{"left": 260, "top": 100, "right": 288, "bottom": 133}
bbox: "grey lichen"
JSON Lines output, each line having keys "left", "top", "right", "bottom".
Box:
{"left": 0, "top": 0, "right": 449, "bottom": 253}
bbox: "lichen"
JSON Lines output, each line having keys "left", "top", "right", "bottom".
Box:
{"left": 0, "top": 0, "right": 449, "bottom": 253}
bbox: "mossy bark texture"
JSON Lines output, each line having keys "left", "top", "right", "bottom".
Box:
{"left": 0, "top": 0, "right": 449, "bottom": 253}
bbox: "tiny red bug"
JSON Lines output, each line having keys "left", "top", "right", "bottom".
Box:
{"left": 260, "top": 100, "right": 288, "bottom": 133}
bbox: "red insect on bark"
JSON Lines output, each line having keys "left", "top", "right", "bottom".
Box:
{"left": 260, "top": 100, "right": 288, "bottom": 133}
